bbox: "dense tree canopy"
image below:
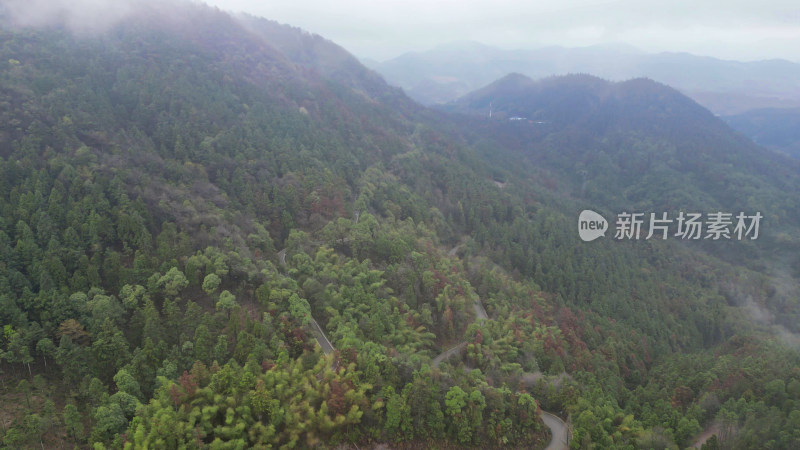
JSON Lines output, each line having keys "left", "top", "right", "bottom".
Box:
{"left": 0, "top": 3, "right": 799, "bottom": 449}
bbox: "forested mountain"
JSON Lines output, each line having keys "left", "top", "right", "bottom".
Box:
{"left": 445, "top": 73, "right": 800, "bottom": 226}
{"left": 724, "top": 107, "right": 800, "bottom": 159}
{"left": 1, "top": 2, "right": 800, "bottom": 450}
{"left": 367, "top": 41, "right": 800, "bottom": 114}
{"left": 444, "top": 72, "right": 800, "bottom": 324}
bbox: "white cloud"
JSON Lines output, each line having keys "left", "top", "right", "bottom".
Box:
{"left": 4, "top": 0, "right": 137, "bottom": 32}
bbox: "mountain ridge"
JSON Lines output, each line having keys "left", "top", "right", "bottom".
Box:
{"left": 368, "top": 41, "right": 800, "bottom": 114}
{"left": 442, "top": 72, "right": 800, "bottom": 241}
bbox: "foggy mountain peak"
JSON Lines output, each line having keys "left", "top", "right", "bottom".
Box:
{"left": 2, "top": 0, "right": 145, "bottom": 34}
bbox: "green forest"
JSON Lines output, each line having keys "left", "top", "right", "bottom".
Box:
{"left": 1, "top": 3, "right": 800, "bottom": 449}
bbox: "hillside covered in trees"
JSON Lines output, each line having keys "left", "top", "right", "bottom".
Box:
{"left": 1, "top": 2, "right": 800, "bottom": 449}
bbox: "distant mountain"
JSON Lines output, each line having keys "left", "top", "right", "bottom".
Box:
{"left": 368, "top": 42, "right": 800, "bottom": 114}
{"left": 724, "top": 107, "right": 800, "bottom": 159}
{"left": 443, "top": 73, "right": 800, "bottom": 230}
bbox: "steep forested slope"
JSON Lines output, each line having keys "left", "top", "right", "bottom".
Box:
{"left": 0, "top": 3, "right": 799, "bottom": 450}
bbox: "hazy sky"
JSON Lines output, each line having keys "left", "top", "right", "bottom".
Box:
{"left": 203, "top": 0, "right": 800, "bottom": 62}
{"left": 4, "top": 0, "right": 799, "bottom": 62}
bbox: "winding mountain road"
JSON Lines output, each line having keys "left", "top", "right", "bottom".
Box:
{"left": 309, "top": 317, "right": 335, "bottom": 355}
{"left": 541, "top": 411, "right": 569, "bottom": 450}
{"left": 448, "top": 242, "right": 464, "bottom": 257}
{"left": 277, "top": 248, "right": 287, "bottom": 267}
{"left": 428, "top": 308, "right": 569, "bottom": 449}
{"left": 472, "top": 299, "right": 489, "bottom": 321}
{"left": 431, "top": 342, "right": 467, "bottom": 367}
{"left": 278, "top": 243, "right": 569, "bottom": 449}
